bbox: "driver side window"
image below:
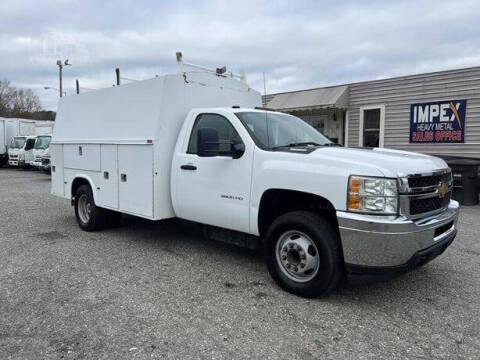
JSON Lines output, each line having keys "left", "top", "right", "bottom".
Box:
{"left": 187, "top": 114, "right": 242, "bottom": 155}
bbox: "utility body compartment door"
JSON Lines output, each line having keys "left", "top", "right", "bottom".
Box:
{"left": 63, "top": 144, "right": 101, "bottom": 171}
{"left": 118, "top": 145, "right": 154, "bottom": 217}
{"left": 96, "top": 145, "right": 119, "bottom": 209}
{"left": 50, "top": 144, "right": 65, "bottom": 196}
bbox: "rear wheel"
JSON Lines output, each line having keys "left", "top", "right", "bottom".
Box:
{"left": 74, "top": 184, "right": 108, "bottom": 231}
{"left": 264, "top": 211, "right": 343, "bottom": 297}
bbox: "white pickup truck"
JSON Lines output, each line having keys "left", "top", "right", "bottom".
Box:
{"left": 51, "top": 64, "right": 458, "bottom": 297}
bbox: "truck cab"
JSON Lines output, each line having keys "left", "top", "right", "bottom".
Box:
{"left": 30, "top": 135, "right": 51, "bottom": 170}
{"left": 169, "top": 108, "right": 458, "bottom": 295}
{"left": 8, "top": 136, "right": 36, "bottom": 168}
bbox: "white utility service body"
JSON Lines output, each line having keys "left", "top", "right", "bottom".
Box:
{"left": 51, "top": 72, "right": 260, "bottom": 220}
{"left": 51, "top": 69, "right": 459, "bottom": 297}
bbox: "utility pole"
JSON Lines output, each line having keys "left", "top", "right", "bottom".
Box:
{"left": 263, "top": 72, "right": 267, "bottom": 106}
{"left": 56, "top": 59, "right": 71, "bottom": 98}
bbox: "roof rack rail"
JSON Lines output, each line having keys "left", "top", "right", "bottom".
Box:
{"left": 254, "top": 106, "right": 277, "bottom": 111}
{"left": 176, "top": 51, "right": 246, "bottom": 82}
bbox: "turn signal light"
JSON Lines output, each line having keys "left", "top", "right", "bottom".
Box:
{"left": 348, "top": 195, "right": 360, "bottom": 210}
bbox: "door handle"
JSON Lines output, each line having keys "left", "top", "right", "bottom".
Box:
{"left": 120, "top": 173, "right": 127, "bottom": 182}
{"left": 180, "top": 164, "right": 197, "bottom": 171}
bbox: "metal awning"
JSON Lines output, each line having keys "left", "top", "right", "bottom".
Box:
{"left": 266, "top": 85, "right": 348, "bottom": 111}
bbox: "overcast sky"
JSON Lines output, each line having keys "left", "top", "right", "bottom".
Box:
{"left": 1, "top": 0, "right": 479, "bottom": 110}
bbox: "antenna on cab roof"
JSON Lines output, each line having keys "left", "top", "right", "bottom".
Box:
{"left": 175, "top": 51, "right": 246, "bottom": 83}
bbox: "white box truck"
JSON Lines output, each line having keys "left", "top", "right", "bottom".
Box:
{"left": 35, "top": 122, "right": 54, "bottom": 136}
{"left": 0, "top": 117, "right": 10, "bottom": 167}
{"left": 51, "top": 64, "right": 459, "bottom": 297}
{"left": 30, "top": 122, "right": 54, "bottom": 170}
{"left": 1, "top": 118, "right": 36, "bottom": 167}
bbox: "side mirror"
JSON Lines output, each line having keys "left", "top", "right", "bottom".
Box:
{"left": 197, "top": 127, "right": 219, "bottom": 157}
{"left": 231, "top": 142, "right": 245, "bottom": 159}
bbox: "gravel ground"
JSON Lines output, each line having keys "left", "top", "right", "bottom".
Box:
{"left": 0, "top": 168, "right": 479, "bottom": 360}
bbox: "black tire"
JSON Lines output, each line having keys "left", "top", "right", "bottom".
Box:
{"left": 264, "top": 211, "right": 343, "bottom": 297}
{"left": 74, "top": 184, "right": 108, "bottom": 231}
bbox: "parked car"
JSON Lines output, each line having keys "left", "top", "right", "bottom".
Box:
{"left": 51, "top": 64, "right": 458, "bottom": 297}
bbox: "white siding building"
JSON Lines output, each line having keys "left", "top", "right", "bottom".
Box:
{"left": 266, "top": 66, "right": 480, "bottom": 159}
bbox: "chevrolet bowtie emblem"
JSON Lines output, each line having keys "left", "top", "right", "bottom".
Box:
{"left": 438, "top": 182, "right": 448, "bottom": 198}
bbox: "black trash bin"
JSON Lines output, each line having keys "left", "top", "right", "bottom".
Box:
{"left": 444, "top": 158, "right": 480, "bottom": 206}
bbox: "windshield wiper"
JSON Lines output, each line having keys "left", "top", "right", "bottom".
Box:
{"left": 271, "top": 142, "right": 322, "bottom": 150}
{"left": 323, "top": 143, "right": 342, "bottom": 147}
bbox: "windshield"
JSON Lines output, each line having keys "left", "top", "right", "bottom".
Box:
{"left": 10, "top": 137, "right": 26, "bottom": 149}
{"left": 235, "top": 111, "right": 332, "bottom": 150}
{"left": 34, "top": 136, "right": 51, "bottom": 149}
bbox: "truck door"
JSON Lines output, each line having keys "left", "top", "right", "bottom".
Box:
{"left": 24, "top": 138, "right": 36, "bottom": 163}
{"left": 173, "top": 113, "right": 253, "bottom": 233}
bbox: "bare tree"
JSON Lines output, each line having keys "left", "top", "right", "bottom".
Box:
{"left": 0, "top": 79, "right": 43, "bottom": 118}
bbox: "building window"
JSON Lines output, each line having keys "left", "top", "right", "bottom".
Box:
{"left": 359, "top": 105, "right": 385, "bottom": 148}
{"left": 363, "top": 109, "right": 380, "bottom": 147}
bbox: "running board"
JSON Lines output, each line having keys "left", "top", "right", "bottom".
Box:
{"left": 203, "top": 225, "right": 260, "bottom": 250}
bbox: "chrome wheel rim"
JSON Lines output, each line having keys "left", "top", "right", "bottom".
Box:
{"left": 275, "top": 230, "right": 320, "bottom": 283}
{"left": 78, "top": 194, "right": 92, "bottom": 224}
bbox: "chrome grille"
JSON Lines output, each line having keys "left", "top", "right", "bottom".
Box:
{"left": 400, "top": 169, "right": 452, "bottom": 218}
{"left": 408, "top": 172, "right": 452, "bottom": 190}
{"left": 409, "top": 192, "right": 451, "bottom": 215}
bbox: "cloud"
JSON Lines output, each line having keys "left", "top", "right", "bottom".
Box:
{"left": 0, "top": 0, "right": 479, "bottom": 110}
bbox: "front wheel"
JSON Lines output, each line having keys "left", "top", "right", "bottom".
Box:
{"left": 74, "top": 184, "right": 108, "bottom": 231}
{"left": 264, "top": 211, "right": 343, "bottom": 297}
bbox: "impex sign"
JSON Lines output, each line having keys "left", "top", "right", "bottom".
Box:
{"left": 410, "top": 100, "right": 466, "bottom": 143}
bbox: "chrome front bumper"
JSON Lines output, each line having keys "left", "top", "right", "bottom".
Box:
{"left": 337, "top": 200, "right": 459, "bottom": 268}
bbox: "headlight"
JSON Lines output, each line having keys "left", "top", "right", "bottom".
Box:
{"left": 347, "top": 176, "right": 398, "bottom": 214}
